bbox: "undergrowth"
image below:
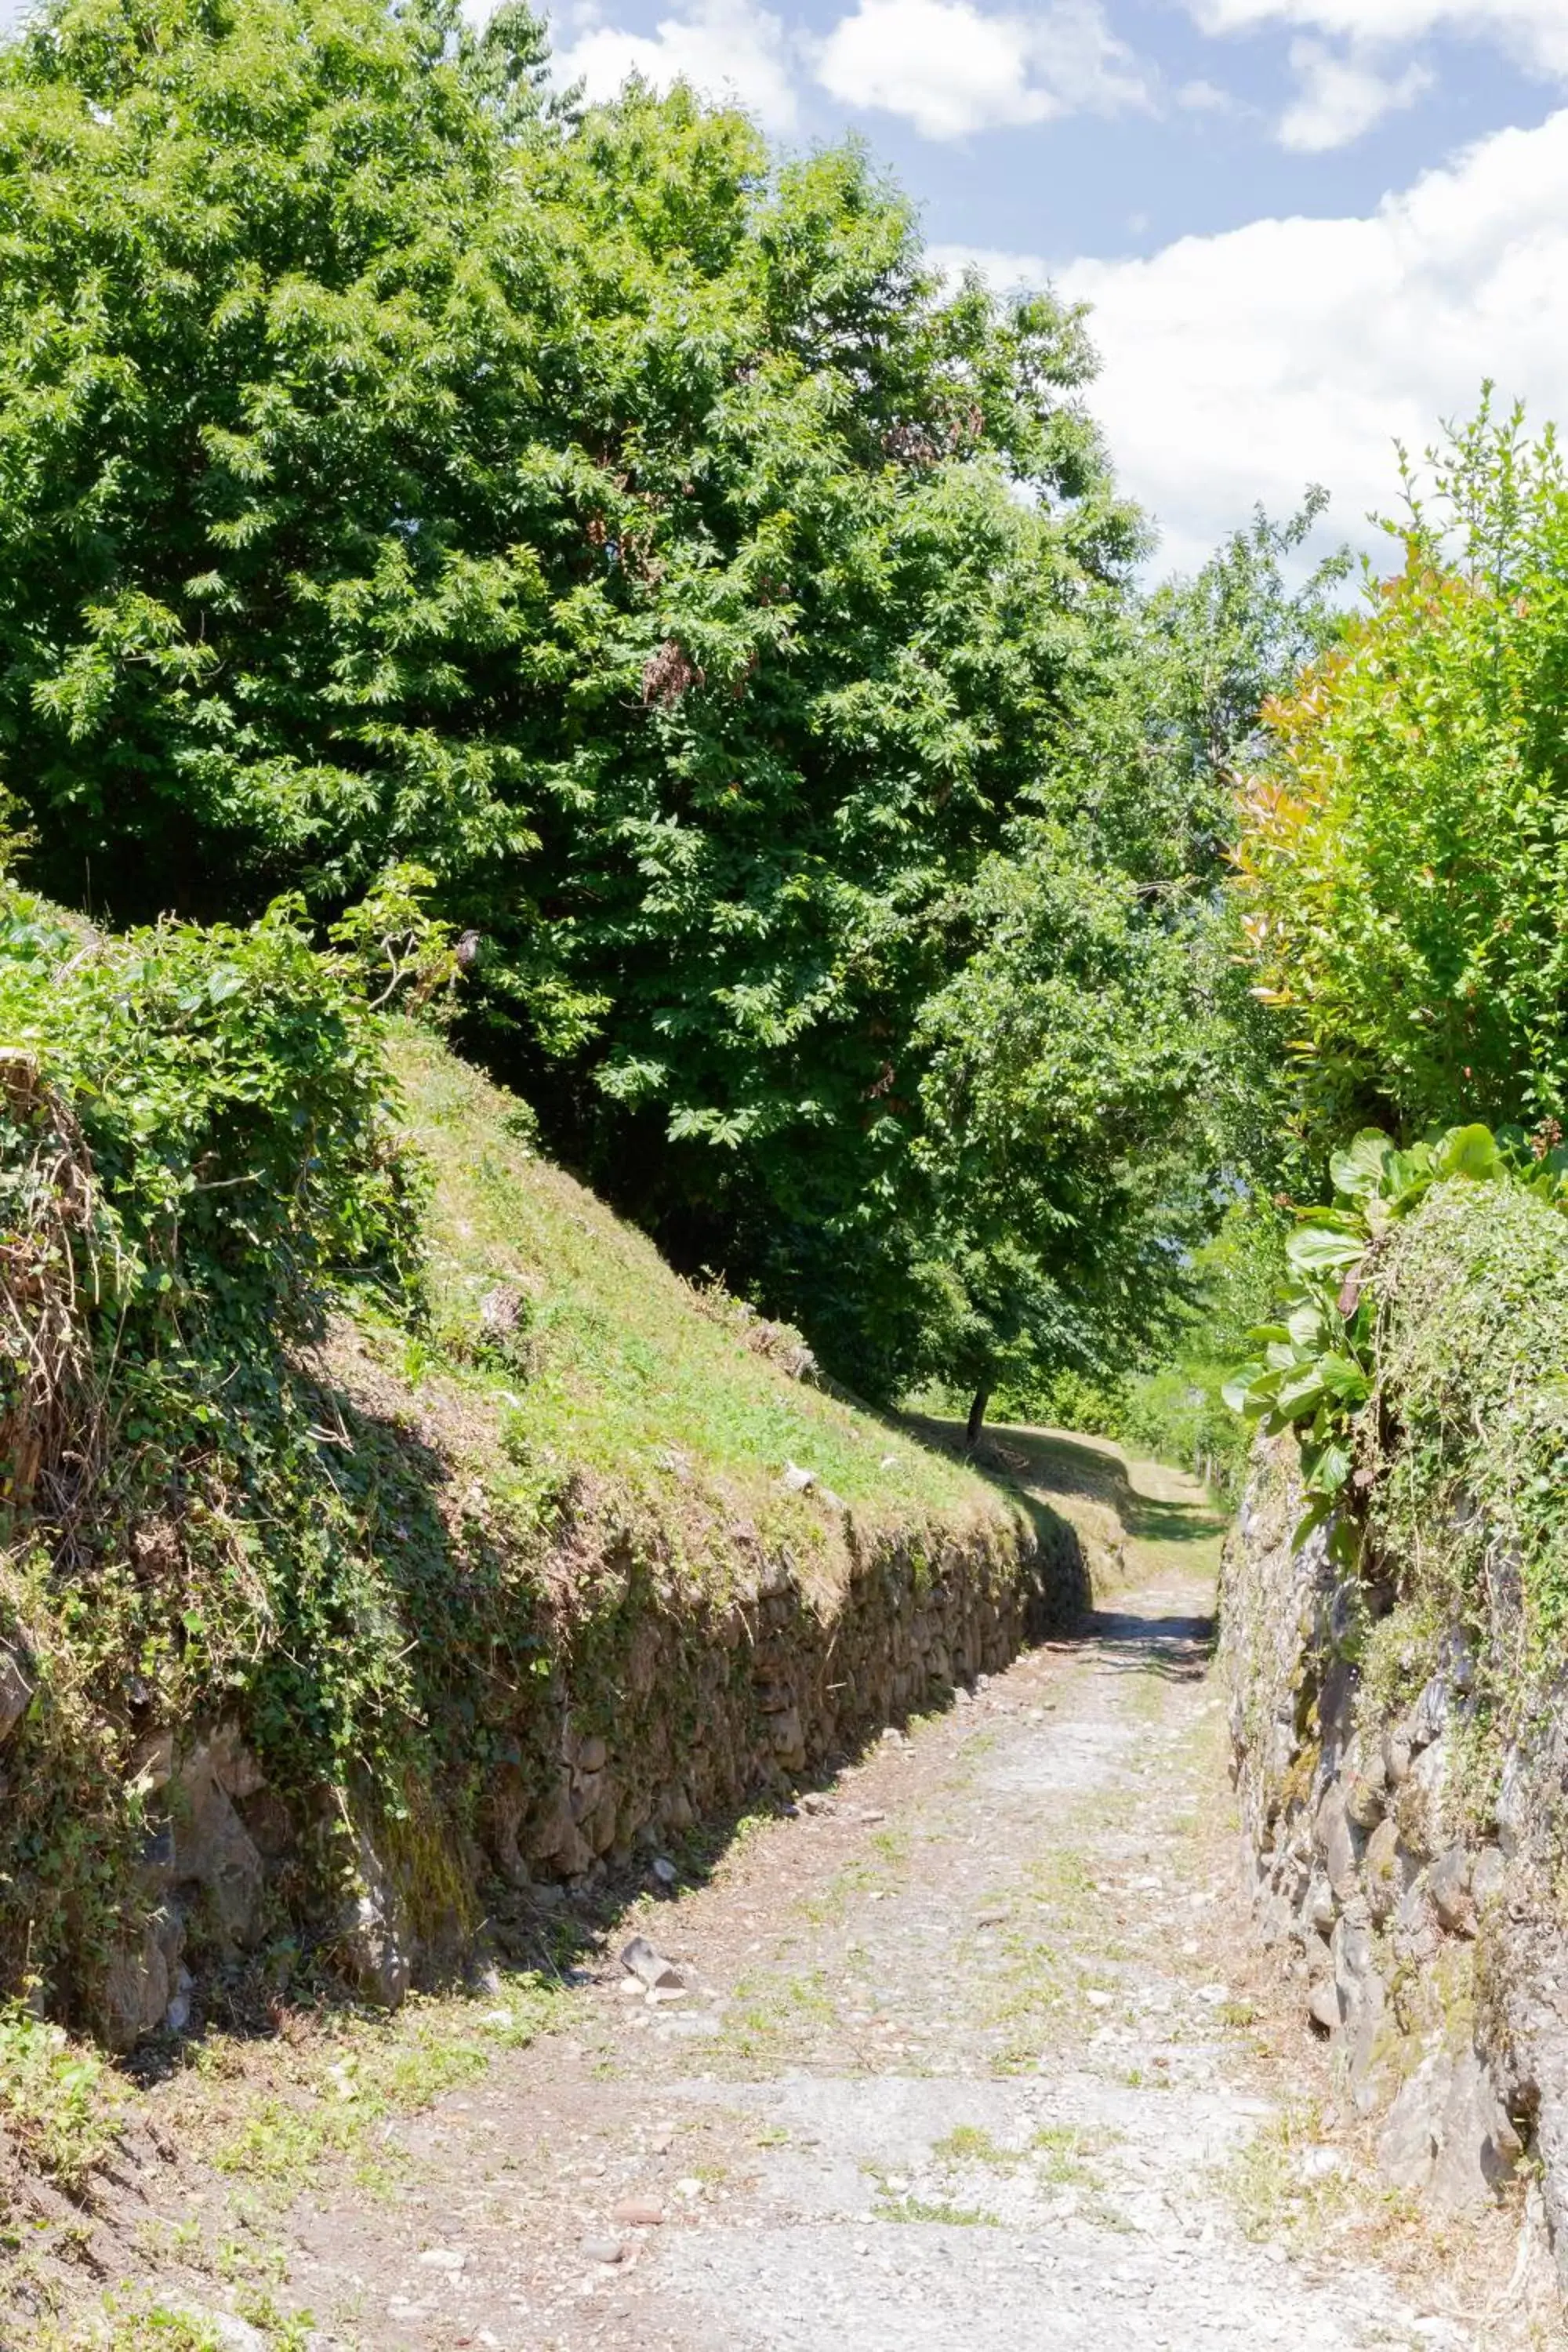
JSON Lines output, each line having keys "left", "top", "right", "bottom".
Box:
{"left": 0, "top": 884, "right": 435, "bottom": 2016}
{"left": 1370, "top": 1183, "right": 1568, "bottom": 1729}
{"left": 0, "top": 2001, "right": 118, "bottom": 2203}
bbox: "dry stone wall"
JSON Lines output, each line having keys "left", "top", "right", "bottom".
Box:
{"left": 1221, "top": 1439, "right": 1568, "bottom": 2278}
{"left": 74, "top": 1496, "right": 1086, "bottom": 2048}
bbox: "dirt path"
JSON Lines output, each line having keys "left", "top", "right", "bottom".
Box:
{"left": 42, "top": 1436, "right": 1542, "bottom": 2350}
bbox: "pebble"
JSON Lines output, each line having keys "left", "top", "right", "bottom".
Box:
{"left": 621, "top": 1933, "right": 684, "bottom": 1990}
{"left": 582, "top": 2235, "right": 628, "bottom": 2265}
{"left": 612, "top": 2198, "right": 666, "bottom": 2227}
{"left": 652, "top": 1857, "right": 679, "bottom": 1886}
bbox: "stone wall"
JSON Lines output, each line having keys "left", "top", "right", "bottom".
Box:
{"left": 1221, "top": 1439, "right": 1568, "bottom": 2277}
{"left": 83, "top": 1495, "right": 1087, "bottom": 2047}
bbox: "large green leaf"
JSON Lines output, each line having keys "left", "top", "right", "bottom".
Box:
{"left": 1301, "top": 1436, "right": 1352, "bottom": 1495}
{"left": 1315, "top": 1354, "right": 1372, "bottom": 1403}
{"left": 1274, "top": 1365, "right": 1333, "bottom": 1417}
{"left": 1286, "top": 1299, "right": 1331, "bottom": 1350}
{"left": 1435, "top": 1123, "right": 1504, "bottom": 1182}
{"left": 1285, "top": 1221, "right": 1365, "bottom": 1274}
{"left": 1222, "top": 1361, "right": 1279, "bottom": 1416}
{"left": 1329, "top": 1127, "right": 1396, "bottom": 1203}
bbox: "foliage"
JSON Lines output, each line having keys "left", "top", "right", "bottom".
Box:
{"left": 0, "top": 0, "right": 562, "bottom": 914}
{"left": 1108, "top": 1200, "right": 1289, "bottom": 1496}
{"left": 905, "top": 832, "right": 1215, "bottom": 1415}
{"left": 1077, "top": 492, "right": 1351, "bottom": 895}
{"left": 0, "top": 0, "right": 1156, "bottom": 1396}
{"left": 873, "top": 501, "right": 1350, "bottom": 1421}
{"left": 0, "top": 887, "right": 431, "bottom": 2004}
{"left": 1371, "top": 1180, "right": 1568, "bottom": 1671}
{"left": 0, "top": 891, "right": 418, "bottom": 1354}
{"left": 1222, "top": 1120, "right": 1567, "bottom": 1534}
{"left": 0, "top": 1998, "right": 117, "bottom": 2198}
{"left": 1235, "top": 398, "right": 1568, "bottom": 1149}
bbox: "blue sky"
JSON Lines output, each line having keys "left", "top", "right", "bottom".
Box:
{"left": 538, "top": 0, "right": 1568, "bottom": 573}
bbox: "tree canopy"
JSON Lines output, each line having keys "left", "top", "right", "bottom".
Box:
{"left": 0, "top": 0, "right": 1340, "bottom": 1410}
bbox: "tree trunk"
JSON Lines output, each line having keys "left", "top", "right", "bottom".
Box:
{"left": 965, "top": 1385, "right": 992, "bottom": 1452}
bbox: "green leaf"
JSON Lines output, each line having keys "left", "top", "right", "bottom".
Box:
{"left": 1286, "top": 1299, "right": 1330, "bottom": 1349}
{"left": 1273, "top": 1367, "right": 1332, "bottom": 1418}
{"left": 1329, "top": 1127, "right": 1396, "bottom": 1202}
{"left": 1301, "top": 1436, "right": 1352, "bottom": 1494}
{"left": 1434, "top": 1123, "right": 1503, "bottom": 1182}
{"left": 1221, "top": 1361, "right": 1278, "bottom": 1416}
{"left": 1284, "top": 1222, "right": 1365, "bottom": 1275}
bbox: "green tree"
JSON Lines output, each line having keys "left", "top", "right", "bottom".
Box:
{"left": 900, "top": 500, "right": 1349, "bottom": 1439}
{"left": 1236, "top": 397, "right": 1568, "bottom": 1149}
{"left": 0, "top": 0, "right": 1145, "bottom": 1392}
{"left": 909, "top": 834, "right": 1216, "bottom": 1441}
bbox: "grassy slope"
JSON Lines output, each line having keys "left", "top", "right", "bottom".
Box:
{"left": 911, "top": 1413, "right": 1227, "bottom": 1592}
{"left": 384, "top": 1022, "right": 1013, "bottom": 1561}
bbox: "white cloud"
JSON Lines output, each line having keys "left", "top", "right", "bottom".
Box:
{"left": 813, "top": 0, "right": 1148, "bottom": 139}
{"left": 1174, "top": 76, "right": 1236, "bottom": 111}
{"left": 1278, "top": 38, "right": 1432, "bottom": 150}
{"left": 934, "top": 110, "right": 1568, "bottom": 577}
{"left": 1187, "top": 0, "right": 1568, "bottom": 80}
{"left": 552, "top": 0, "right": 800, "bottom": 132}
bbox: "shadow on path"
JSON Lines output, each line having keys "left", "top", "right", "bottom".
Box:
{"left": 1078, "top": 1602, "right": 1216, "bottom": 1684}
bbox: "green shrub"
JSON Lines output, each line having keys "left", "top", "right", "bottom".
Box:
{"left": 0, "top": 889, "right": 433, "bottom": 2005}
{"left": 1373, "top": 1181, "right": 1568, "bottom": 1671}
{"left": 1236, "top": 399, "right": 1568, "bottom": 1146}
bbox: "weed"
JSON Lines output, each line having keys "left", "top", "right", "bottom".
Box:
{"left": 182, "top": 1983, "right": 561, "bottom": 2198}
{"left": 931, "top": 2123, "right": 1017, "bottom": 2169}
{"left": 1029, "top": 2125, "right": 1109, "bottom": 2190}
{"left": 1221, "top": 2100, "right": 1355, "bottom": 2249}
{"left": 0, "top": 2002, "right": 118, "bottom": 2200}
{"left": 719, "top": 1969, "right": 837, "bottom": 2064}
{"left": 864, "top": 2165, "right": 999, "bottom": 2226}
{"left": 235, "top": 2288, "right": 315, "bottom": 2347}
{"left": 875, "top": 2192, "right": 999, "bottom": 2226}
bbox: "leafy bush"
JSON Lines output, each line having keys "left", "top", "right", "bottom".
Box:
{"left": 0, "top": 1999, "right": 117, "bottom": 2200}
{"left": 1236, "top": 400, "right": 1568, "bottom": 1145}
{"left": 1371, "top": 1181, "right": 1568, "bottom": 1668}
{"left": 1224, "top": 1120, "right": 1568, "bottom": 1538}
{"left": 0, "top": 890, "right": 431, "bottom": 2006}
